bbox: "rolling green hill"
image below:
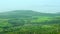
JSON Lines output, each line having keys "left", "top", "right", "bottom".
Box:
{"left": 0, "top": 10, "right": 60, "bottom": 34}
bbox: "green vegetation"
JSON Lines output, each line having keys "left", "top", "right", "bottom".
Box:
{"left": 0, "top": 10, "right": 60, "bottom": 34}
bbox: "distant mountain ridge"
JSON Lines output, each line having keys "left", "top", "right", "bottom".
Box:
{"left": 0, "top": 10, "right": 60, "bottom": 18}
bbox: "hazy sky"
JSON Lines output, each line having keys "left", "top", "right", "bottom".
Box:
{"left": 0, "top": 0, "right": 60, "bottom": 13}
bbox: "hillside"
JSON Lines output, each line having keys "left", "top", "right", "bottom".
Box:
{"left": 0, "top": 10, "right": 60, "bottom": 34}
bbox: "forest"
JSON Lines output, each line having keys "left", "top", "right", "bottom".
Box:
{"left": 0, "top": 10, "right": 60, "bottom": 34}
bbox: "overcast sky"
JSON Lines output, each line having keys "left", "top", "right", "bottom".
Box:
{"left": 0, "top": 0, "right": 60, "bottom": 13}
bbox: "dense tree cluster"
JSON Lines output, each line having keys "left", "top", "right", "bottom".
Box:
{"left": 0, "top": 16, "right": 59, "bottom": 34}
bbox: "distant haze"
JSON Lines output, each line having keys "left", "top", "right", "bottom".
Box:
{"left": 0, "top": 0, "right": 60, "bottom": 13}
